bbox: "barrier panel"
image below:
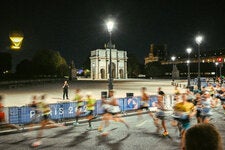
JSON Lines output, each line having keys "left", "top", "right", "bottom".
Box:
{"left": 20, "top": 106, "right": 33, "bottom": 124}
{"left": 8, "top": 107, "right": 20, "bottom": 124}
{"left": 50, "top": 102, "right": 77, "bottom": 119}
{"left": 149, "top": 95, "right": 158, "bottom": 107}
{"left": 94, "top": 100, "right": 104, "bottom": 115}
{"left": 6, "top": 95, "right": 176, "bottom": 125}
{"left": 123, "top": 97, "right": 140, "bottom": 111}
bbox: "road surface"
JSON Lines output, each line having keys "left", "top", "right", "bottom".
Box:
{"left": 1, "top": 107, "right": 225, "bottom": 150}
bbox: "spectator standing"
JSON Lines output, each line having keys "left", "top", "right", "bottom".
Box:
{"left": 62, "top": 80, "right": 69, "bottom": 100}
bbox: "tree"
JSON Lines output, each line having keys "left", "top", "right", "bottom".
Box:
{"left": 145, "top": 61, "right": 167, "bottom": 78}
{"left": 127, "top": 53, "right": 142, "bottom": 78}
{"left": 0, "top": 52, "right": 12, "bottom": 75}
{"left": 16, "top": 59, "right": 33, "bottom": 77}
{"left": 32, "top": 49, "right": 68, "bottom": 77}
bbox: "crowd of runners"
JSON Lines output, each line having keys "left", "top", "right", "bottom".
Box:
{"left": 1, "top": 81, "right": 225, "bottom": 149}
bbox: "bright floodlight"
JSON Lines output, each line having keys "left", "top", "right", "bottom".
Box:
{"left": 9, "top": 31, "right": 24, "bottom": 50}
{"left": 106, "top": 21, "right": 114, "bottom": 33}
{"left": 171, "top": 56, "right": 176, "bottom": 61}
{"left": 195, "top": 35, "right": 203, "bottom": 45}
{"left": 186, "top": 48, "right": 192, "bottom": 54}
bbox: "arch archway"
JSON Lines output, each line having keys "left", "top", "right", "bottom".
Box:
{"left": 111, "top": 63, "right": 116, "bottom": 78}
{"left": 119, "top": 69, "right": 124, "bottom": 78}
{"left": 100, "top": 69, "right": 105, "bottom": 79}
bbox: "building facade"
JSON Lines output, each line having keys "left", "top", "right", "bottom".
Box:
{"left": 145, "top": 44, "right": 167, "bottom": 64}
{"left": 90, "top": 46, "right": 128, "bottom": 79}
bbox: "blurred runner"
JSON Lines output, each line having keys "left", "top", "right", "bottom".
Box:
{"left": 153, "top": 95, "right": 169, "bottom": 136}
{"left": 32, "top": 94, "right": 64, "bottom": 147}
{"left": 136, "top": 87, "right": 154, "bottom": 127}
{"left": 27, "top": 95, "right": 41, "bottom": 132}
{"left": 0, "top": 95, "right": 21, "bottom": 131}
{"left": 172, "top": 93, "right": 196, "bottom": 149}
{"left": 85, "top": 92, "right": 96, "bottom": 130}
{"left": 98, "top": 90, "right": 129, "bottom": 136}
{"left": 73, "top": 89, "right": 84, "bottom": 126}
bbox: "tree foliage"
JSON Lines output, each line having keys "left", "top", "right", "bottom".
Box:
{"left": 16, "top": 49, "right": 69, "bottom": 77}
{"left": 127, "top": 53, "right": 142, "bottom": 77}
{"left": 16, "top": 59, "right": 33, "bottom": 77}
{"left": 145, "top": 61, "right": 167, "bottom": 77}
{"left": 0, "top": 52, "right": 12, "bottom": 74}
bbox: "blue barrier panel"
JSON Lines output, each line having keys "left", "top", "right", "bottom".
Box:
{"left": 123, "top": 97, "right": 140, "bottom": 111}
{"left": 50, "top": 102, "right": 75, "bottom": 120}
{"left": 118, "top": 98, "right": 124, "bottom": 112}
{"left": 62, "top": 102, "right": 76, "bottom": 118}
{"left": 77, "top": 101, "right": 88, "bottom": 117}
{"left": 149, "top": 95, "right": 158, "bottom": 107}
{"left": 7, "top": 96, "right": 158, "bottom": 124}
{"left": 20, "top": 106, "right": 32, "bottom": 124}
{"left": 8, "top": 107, "right": 19, "bottom": 124}
{"left": 94, "top": 100, "right": 104, "bottom": 115}
{"left": 49, "top": 103, "right": 61, "bottom": 120}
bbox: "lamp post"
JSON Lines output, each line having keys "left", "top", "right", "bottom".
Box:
{"left": 106, "top": 20, "right": 114, "bottom": 92}
{"left": 215, "top": 62, "right": 219, "bottom": 78}
{"left": 186, "top": 48, "right": 192, "bottom": 88}
{"left": 171, "top": 56, "right": 176, "bottom": 82}
{"left": 195, "top": 35, "right": 203, "bottom": 90}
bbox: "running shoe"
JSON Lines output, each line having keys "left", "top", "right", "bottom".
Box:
{"left": 87, "top": 126, "right": 93, "bottom": 130}
{"left": 73, "top": 122, "right": 79, "bottom": 126}
{"left": 32, "top": 140, "right": 42, "bottom": 147}
{"left": 101, "top": 131, "right": 109, "bottom": 136}
{"left": 162, "top": 131, "right": 169, "bottom": 136}
{"left": 98, "top": 126, "right": 103, "bottom": 132}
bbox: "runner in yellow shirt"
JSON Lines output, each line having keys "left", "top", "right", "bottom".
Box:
{"left": 173, "top": 93, "right": 196, "bottom": 149}
{"left": 73, "top": 89, "right": 84, "bottom": 126}
{"left": 85, "top": 93, "right": 96, "bottom": 130}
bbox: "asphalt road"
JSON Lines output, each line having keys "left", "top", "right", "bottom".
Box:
{"left": 1, "top": 107, "right": 225, "bottom": 150}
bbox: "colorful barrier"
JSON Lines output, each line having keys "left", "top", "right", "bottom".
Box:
{"left": 6, "top": 95, "right": 178, "bottom": 125}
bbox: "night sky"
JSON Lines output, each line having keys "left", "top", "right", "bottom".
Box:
{"left": 0, "top": 0, "right": 225, "bottom": 68}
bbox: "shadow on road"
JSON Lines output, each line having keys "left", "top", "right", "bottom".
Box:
{"left": 96, "top": 128, "right": 131, "bottom": 150}
{"left": 50, "top": 126, "right": 74, "bottom": 138}
{"left": 66, "top": 130, "right": 91, "bottom": 147}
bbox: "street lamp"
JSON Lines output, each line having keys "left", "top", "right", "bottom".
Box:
{"left": 171, "top": 56, "right": 176, "bottom": 82}
{"left": 195, "top": 35, "right": 203, "bottom": 90}
{"left": 106, "top": 20, "right": 114, "bottom": 93}
{"left": 186, "top": 48, "right": 192, "bottom": 88}
{"left": 215, "top": 62, "right": 219, "bottom": 79}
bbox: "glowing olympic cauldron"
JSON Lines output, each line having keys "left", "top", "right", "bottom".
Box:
{"left": 9, "top": 31, "right": 24, "bottom": 50}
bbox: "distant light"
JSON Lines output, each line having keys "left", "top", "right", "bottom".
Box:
{"left": 171, "top": 56, "right": 176, "bottom": 61}
{"left": 217, "top": 57, "right": 223, "bottom": 63}
{"left": 215, "top": 62, "right": 219, "bottom": 66}
{"left": 186, "top": 48, "right": 192, "bottom": 54}
{"left": 187, "top": 60, "right": 190, "bottom": 64}
{"left": 195, "top": 35, "right": 203, "bottom": 45}
{"left": 77, "top": 69, "right": 83, "bottom": 74}
{"left": 106, "top": 21, "right": 114, "bottom": 33}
